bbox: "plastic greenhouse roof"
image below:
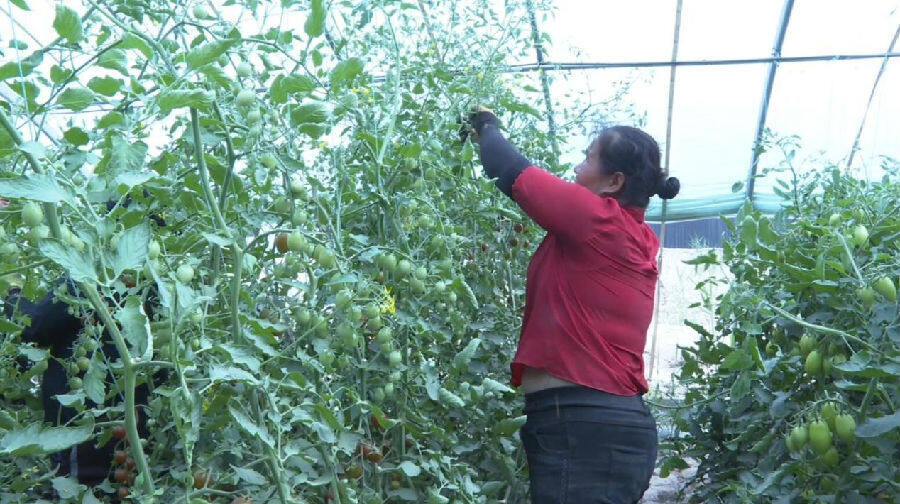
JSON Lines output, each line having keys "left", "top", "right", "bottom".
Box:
{"left": 2, "top": 1, "right": 899, "bottom": 225}
{"left": 525, "top": 0, "right": 900, "bottom": 222}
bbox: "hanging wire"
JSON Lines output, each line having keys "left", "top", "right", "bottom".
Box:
{"left": 648, "top": 0, "right": 682, "bottom": 383}
{"left": 846, "top": 23, "right": 900, "bottom": 172}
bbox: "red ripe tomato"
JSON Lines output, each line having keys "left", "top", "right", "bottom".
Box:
{"left": 114, "top": 468, "right": 128, "bottom": 483}
{"left": 274, "top": 234, "right": 289, "bottom": 254}
{"left": 112, "top": 426, "right": 127, "bottom": 440}
{"left": 114, "top": 450, "right": 127, "bottom": 464}
{"left": 117, "top": 486, "right": 129, "bottom": 499}
{"left": 125, "top": 457, "right": 135, "bottom": 470}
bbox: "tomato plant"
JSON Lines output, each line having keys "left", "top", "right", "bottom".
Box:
{"left": 0, "top": 0, "right": 600, "bottom": 502}
{"left": 660, "top": 154, "right": 900, "bottom": 502}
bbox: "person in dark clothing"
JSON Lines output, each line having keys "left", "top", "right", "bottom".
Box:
{"left": 465, "top": 106, "right": 680, "bottom": 504}
{"left": 1, "top": 197, "right": 168, "bottom": 489}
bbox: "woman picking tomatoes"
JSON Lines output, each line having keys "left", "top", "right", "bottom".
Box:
{"left": 466, "top": 106, "right": 679, "bottom": 504}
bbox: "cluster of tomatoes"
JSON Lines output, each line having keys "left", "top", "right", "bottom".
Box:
{"left": 109, "top": 426, "right": 134, "bottom": 500}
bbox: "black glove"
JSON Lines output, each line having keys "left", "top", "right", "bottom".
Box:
{"left": 459, "top": 105, "right": 499, "bottom": 144}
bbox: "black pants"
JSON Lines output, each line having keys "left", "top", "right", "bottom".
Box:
{"left": 520, "top": 385, "right": 657, "bottom": 504}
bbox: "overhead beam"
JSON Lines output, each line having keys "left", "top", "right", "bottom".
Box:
{"left": 504, "top": 52, "right": 900, "bottom": 72}
{"left": 746, "top": 0, "right": 796, "bottom": 201}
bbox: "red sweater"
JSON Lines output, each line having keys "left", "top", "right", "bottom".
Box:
{"left": 509, "top": 165, "right": 660, "bottom": 396}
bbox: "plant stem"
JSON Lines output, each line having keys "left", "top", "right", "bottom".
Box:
{"left": 767, "top": 304, "right": 876, "bottom": 351}
{"left": 82, "top": 284, "right": 154, "bottom": 496}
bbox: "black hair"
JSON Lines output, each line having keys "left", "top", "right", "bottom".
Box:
{"left": 594, "top": 126, "right": 680, "bottom": 208}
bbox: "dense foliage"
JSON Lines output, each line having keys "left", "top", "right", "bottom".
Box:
{"left": 0, "top": 0, "right": 626, "bottom": 502}
{"left": 661, "top": 148, "right": 900, "bottom": 502}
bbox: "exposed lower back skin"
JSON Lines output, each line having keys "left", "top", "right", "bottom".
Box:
{"left": 519, "top": 365, "right": 579, "bottom": 395}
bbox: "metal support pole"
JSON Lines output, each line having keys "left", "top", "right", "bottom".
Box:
{"left": 648, "top": 0, "right": 682, "bottom": 383}
{"left": 747, "top": 0, "right": 795, "bottom": 202}
{"left": 846, "top": 24, "right": 900, "bottom": 170}
{"left": 525, "top": 0, "right": 561, "bottom": 160}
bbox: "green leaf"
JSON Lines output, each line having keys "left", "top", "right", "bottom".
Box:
{"left": 9, "top": 0, "right": 28, "bottom": 11}
{"left": 57, "top": 87, "right": 95, "bottom": 111}
{"left": 270, "top": 74, "right": 316, "bottom": 103}
{"left": 107, "top": 136, "right": 148, "bottom": 181}
{"left": 109, "top": 224, "right": 150, "bottom": 277}
{"left": 232, "top": 466, "right": 267, "bottom": 485}
{"left": 304, "top": 0, "right": 326, "bottom": 37}
{"left": 156, "top": 88, "right": 215, "bottom": 114}
{"left": 87, "top": 76, "right": 122, "bottom": 97}
{"left": 51, "top": 476, "right": 83, "bottom": 499}
{"left": 96, "top": 111, "right": 124, "bottom": 129}
{"left": 856, "top": 411, "right": 900, "bottom": 438}
{"left": 63, "top": 127, "right": 89, "bottom": 146}
{"left": 453, "top": 338, "right": 481, "bottom": 368}
{"left": 330, "top": 57, "right": 363, "bottom": 89}
{"left": 493, "top": 415, "right": 527, "bottom": 436}
{"left": 53, "top": 5, "right": 83, "bottom": 43}
{"left": 0, "top": 423, "right": 92, "bottom": 455}
{"left": 289, "top": 101, "right": 330, "bottom": 125}
{"left": 198, "top": 64, "right": 232, "bottom": 89}
{"left": 116, "top": 297, "right": 152, "bottom": 361}
{"left": 209, "top": 364, "right": 259, "bottom": 385}
{"left": 398, "top": 460, "right": 420, "bottom": 477}
{"left": 96, "top": 48, "right": 128, "bottom": 74}
{"left": 49, "top": 65, "right": 72, "bottom": 84}
{"left": 83, "top": 353, "right": 106, "bottom": 405}
{"left": 0, "top": 52, "right": 41, "bottom": 80}
{"left": 0, "top": 173, "right": 73, "bottom": 203}
{"left": 721, "top": 349, "right": 754, "bottom": 371}
{"left": 228, "top": 406, "right": 274, "bottom": 448}
{"left": 38, "top": 241, "right": 96, "bottom": 283}
{"left": 119, "top": 34, "right": 153, "bottom": 59}
{"left": 186, "top": 37, "right": 240, "bottom": 69}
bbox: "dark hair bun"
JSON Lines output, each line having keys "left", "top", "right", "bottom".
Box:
{"left": 656, "top": 176, "right": 680, "bottom": 200}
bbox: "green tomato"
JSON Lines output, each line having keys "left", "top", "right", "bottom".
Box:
{"left": 808, "top": 420, "right": 832, "bottom": 455}
{"left": 373, "top": 387, "right": 385, "bottom": 402}
{"left": 294, "top": 308, "right": 311, "bottom": 326}
{"left": 68, "top": 377, "right": 82, "bottom": 389}
{"left": 804, "top": 350, "right": 823, "bottom": 376}
{"left": 388, "top": 350, "right": 402, "bottom": 367}
{"left": 396, "top": 260, "right": 412, "bottom": 278}
{"left": 799, "top": 334, "right": 816, "bottom": 356}
{"left": 319, "top": 249, "right": 336, "bottom": 268}
{"left": 260, "top": 153, "right": 277, "bottom": 169}
{"left": 247, "top": 110, "right": 262, "bottom": 123}
{"left": 148, "top": 240, "right": 161, "bottom": 260}
{"left": 376, "top": 327, "right": 392, "bottom": 344}
{"left": 856, "top": 286, "right": 875, "bottom": 308}
{"left": 22, "top": 202, "right": 43, "bottom": 227}
{"left": 790, "top": 425, "right": 808, "bottom": 448}
{"left": 236, "top": 89, "right": 256, "bottom": 107}
{"left": 822, "top": 446, "right": 839, "bottom": 467}
{"left": 318, "top": 349, "right": 335, "bottom": 366}
{"left": 236, "top": 61, "right": 252, "bottom": 77}
{"left": 834, "top": 414, "right": 856, "bottom": 442}
{"left": 363, "top": 303, "right": 380, "bottom": 319}
{"left": 414, "top": 266, "right": 427, "bottom": 280}
{"left": 191, "top": 4, "right": 209, "bottom": 18}
{"left": 828, "top": 213, "right": 841, "bottom": 226}
{"left": 290, "top": 180, "right": 307, "bottom": 199}
{"left": 366, "top": 315, "right": 383, "bottom": 331}
{"left": 292, "top": 211, "right": 309, "bottom": 226}
{"left": 335, "top": 290, "right": 352, "bottom": 310}
{"left": 410, "top": 278, "right": 426, "bottom": 295}
{"left": 821, "top": 401, "right": 838, "bottom": 425}
{"left": 383, "top": 382, "right": 395, "bottom": 397}
{"left": 852, "top": 225, "right": 869, "bottom": 247}
{"left": 176, "top": 264, "right": 194, "bottom": 283}
{"left": 874, "top": 277, "right": 897, "bottom": 302}
{"left": 76, "top": 356, "right": 91, "bottom": 372}
{"left": 288, "top": 232, "right": 307, "bottom": 253}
